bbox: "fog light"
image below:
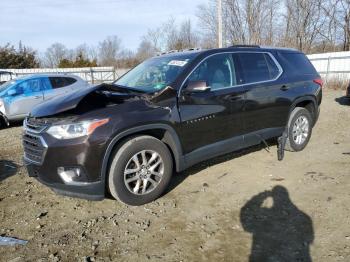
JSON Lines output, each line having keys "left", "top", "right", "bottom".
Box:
{"left": 57, "top": 167, "right": 82, "bottom": 185}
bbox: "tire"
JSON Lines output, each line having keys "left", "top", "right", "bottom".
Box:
{"left": 285, "top": 107, "right": 313, "bottom": 152}
{"left": 108, "top": 135, "right": 173, "bottom": 206}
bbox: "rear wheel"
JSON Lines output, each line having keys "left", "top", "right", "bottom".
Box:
{"left": 108, "top": 135, "right": 173, "bottom": 206}
{"left": 285, "top": 107, "right": 313, "bottom": 152}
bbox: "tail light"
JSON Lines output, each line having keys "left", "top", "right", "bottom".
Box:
{"left": 313, "top": 78, "right": 323, "bottom": 87}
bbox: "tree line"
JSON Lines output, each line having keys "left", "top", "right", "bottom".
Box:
{"left": 1, "top": 0, "right": 350, "bottom": 69}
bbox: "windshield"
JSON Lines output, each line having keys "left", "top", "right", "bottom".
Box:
{"left": 114, "top": 53, "right": 197, "bottom": 93}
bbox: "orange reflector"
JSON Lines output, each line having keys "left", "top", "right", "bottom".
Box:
{"left": 87, "top": 118, "right": 109, "bottom": 135}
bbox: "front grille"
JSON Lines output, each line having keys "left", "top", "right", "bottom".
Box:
{"left": 24, "top": 117, "right": 48, "bottom": 133}
{"left": 23, "top": 132, "right": 47, "bottom": 165}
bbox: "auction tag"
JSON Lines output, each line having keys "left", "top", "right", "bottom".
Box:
{"left": 168, "top": 60, "right": 188, "bottom": 67}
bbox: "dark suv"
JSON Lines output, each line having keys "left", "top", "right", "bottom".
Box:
{"left": 23, "top": 46, "right": 322, "bottom": 205}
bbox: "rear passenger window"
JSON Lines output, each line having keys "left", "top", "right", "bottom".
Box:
{"left": 49, "top": 77, "right": 77, "bottom": 89}
{"left": 237, "top": 53, "right": 280, "bottom": 84}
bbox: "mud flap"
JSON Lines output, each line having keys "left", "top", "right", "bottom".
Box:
{"left": 277, "top": 129, "right": 288, "bottom": 161}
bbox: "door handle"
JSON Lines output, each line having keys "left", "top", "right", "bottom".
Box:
{"left": 280, "top": 85, "right": 289, "bottom": 91}
{"left": 34, "top": 96, "right": 41, "bottom": 99}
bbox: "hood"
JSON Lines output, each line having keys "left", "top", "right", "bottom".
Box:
{"left": 30, "top": 84, "right": 144, "bottom": 118}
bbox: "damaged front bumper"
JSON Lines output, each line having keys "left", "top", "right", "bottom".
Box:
{"left": 23, "top": 125, "right": 108, "bottom": 201}
{"left": 26, "top": 162, "right": 105, "bottom": 201}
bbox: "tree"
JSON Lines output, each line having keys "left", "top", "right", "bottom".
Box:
{"left": 283, "top": 0, "right": 324, "bottom": 52}
{"left": 136, "top": 39, "right": 158, "bottom": 62}
{"left": 142, "top": 18, "right": 200, "bottom": 52}
{"left": 43, "top": 43, "right": 69, "bottom": 68}
{"left": 98, "top": 36, "right": 122, "bottom": 66}
{"left": 58, "top": 51, "right": 97, "bottom": 68}
{"left": 0, "top": 43, "right": 39, "bottom": 69}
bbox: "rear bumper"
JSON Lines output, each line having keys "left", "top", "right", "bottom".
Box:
{"left": 25, "top": 160, "right": 105, "bottom": 201}
{"left": 314, "top": 106, "right": 320, "bottom": 126}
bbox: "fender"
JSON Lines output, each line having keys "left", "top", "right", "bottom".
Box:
{"left": 100, "top": 123, "right": 185, "bottom": 183}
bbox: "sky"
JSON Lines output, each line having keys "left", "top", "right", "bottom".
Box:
{"left": 0, "top": 0, "right": 205, "bottom": 53}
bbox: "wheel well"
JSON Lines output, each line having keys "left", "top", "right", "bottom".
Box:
{"left": 105, "top": 128, "right": 179, "bottom": 178}
{"left": 294, "top": 100, "right": 316, "bottom": 123}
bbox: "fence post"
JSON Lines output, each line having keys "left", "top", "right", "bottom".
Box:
{"left": 325, "top": 56, "right": 331, "bottom": 84}
{"left": 113, "top": 67, "right": 116, "bottom": 81}
{"left": 90, "top": 68, "right": 94, "bottom": 84}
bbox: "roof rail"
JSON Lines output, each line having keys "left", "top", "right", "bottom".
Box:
{"left": 231, "top": 45, "right": 261, "bottom": 48}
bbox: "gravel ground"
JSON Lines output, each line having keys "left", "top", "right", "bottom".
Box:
{"left": 0, "top": 90, "right": 349, "bottom": 262}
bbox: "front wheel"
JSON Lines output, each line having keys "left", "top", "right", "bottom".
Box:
{"left": 108, "top": 135, "right": 173, "bottom": 206}
{"left": 285, "top": 107, "right": 313, "bottom": 152}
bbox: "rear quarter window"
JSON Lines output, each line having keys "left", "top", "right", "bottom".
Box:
{"left": 49, "top": 77, "right": 77, "bottom": 89}
{"left": 280, "top": 53, "right": 317, "bottom": 75}
{"left": 64, "top": 77, "right": 77, "bottom": 86}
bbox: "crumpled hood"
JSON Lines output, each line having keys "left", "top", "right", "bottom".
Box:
{"left": 30, "top": 84, "right": 143, "bottom": 118}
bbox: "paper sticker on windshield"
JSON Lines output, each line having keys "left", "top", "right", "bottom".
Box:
{"left": 168, "top": 60, "right": 188, "bottom": 67}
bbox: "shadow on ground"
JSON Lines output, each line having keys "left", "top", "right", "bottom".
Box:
{"left": 165, "top": 140, "right": 276, "bottom": 195}
{"left": 0, "top": 160, "right": 19, "bottom": 182}
{"left": 335, "top": 96, "right": 350, "bottom": 106}
{"left": 0, "top": 120, "right": 23, "bottom": 130}
{"left": 240, "top": 186, "right": 314, "bottom": 262}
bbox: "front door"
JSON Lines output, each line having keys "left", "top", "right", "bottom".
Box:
{"left": 177, "top": 53, "right": 245, "bottom": 156}
{"left": 7, "top": 78, "right": 44, "bottom": 118}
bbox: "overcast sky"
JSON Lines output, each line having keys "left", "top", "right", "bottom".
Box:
{"left": 0, "top": 0, "right": 205, "bottom": 52}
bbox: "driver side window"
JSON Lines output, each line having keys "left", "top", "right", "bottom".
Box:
{"left": 17, "top": 79, "right": 42, "bottom": 95}
{"left": 188, "top": 53, "right": 236, "bottom": 90}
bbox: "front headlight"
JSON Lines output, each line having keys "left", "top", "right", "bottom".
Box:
{"left": 46, "top": 118, "right": 109, "bottom": 140}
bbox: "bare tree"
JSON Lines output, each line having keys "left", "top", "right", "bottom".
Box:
{"left": 98, "top": 36, "right": 122, "bottom": 66}
{"left": 320, "top": 0, "right": 350, "bottom": 51}
{"left": 283, "top": 0, "right": 324, "bottom": 52}
{"left": 43, "top": 43, "right": 68, "bottom": 68}
{"left": 197, "top": 0, "right": 220, "bottom": 47}
{"left": 197, "top": 0, "right": 281, "bottom": 47}
{"left": 136, "top": 39, "right": 158, "bottom": 62}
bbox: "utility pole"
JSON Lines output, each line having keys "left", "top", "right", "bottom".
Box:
{"left": 217, "top": 0, "right": 223, "bottom": 48}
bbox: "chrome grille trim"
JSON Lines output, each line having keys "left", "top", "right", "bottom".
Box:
{"left": 23, "top": 131, "right": 48, "bottom": 165}
{"left": 23, "top": 118, "right": 48, "bottom": 134}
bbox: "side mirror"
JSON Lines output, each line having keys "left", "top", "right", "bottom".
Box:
{"left": 7, "top": 89, "right": 17, "bottom": 96}
{"left": 185, "top": 80, "right": 211, "bottom": 93}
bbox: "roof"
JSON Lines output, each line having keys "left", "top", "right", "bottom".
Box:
{"left": 157, "top": 45, "right": 300, "bottom": 58}
{"left": 14, "top": 73, "right": 81, "bottom": 81}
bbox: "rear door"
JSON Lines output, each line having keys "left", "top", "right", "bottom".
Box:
{"left": 178, "top": 53, "right": 245, "bottom": 155}
{"left": 7, "top": 78, "right": 44, "bottom": 118}
{"left": 234, "top": 52, "right": 289, "bottom": 142}
{"left": 44, "top": 77, "right": 72, "bottom": 100}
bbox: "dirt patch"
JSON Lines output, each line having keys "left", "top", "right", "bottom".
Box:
{"left": 0, "top": 90, "right": 349, "bottom": 261}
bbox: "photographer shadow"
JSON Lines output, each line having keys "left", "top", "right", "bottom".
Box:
{"left": 0, "top": 160, "right": 18, "bottom": 182}
{"left": 240, "top": 186, "right": 314, "bottom": 262}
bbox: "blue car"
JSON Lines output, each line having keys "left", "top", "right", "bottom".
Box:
{"left": 0, "top": 74, "right": 89, "bottom": 127}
